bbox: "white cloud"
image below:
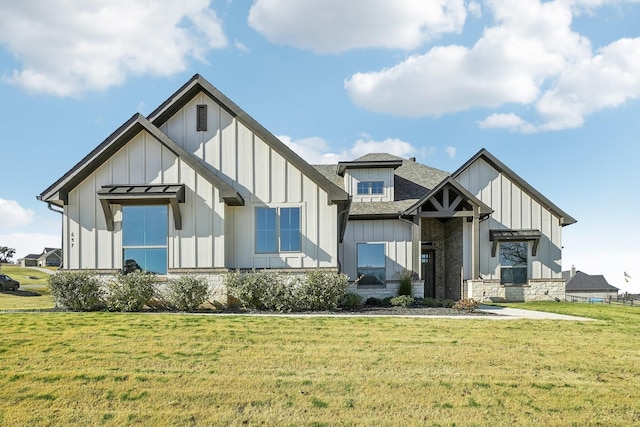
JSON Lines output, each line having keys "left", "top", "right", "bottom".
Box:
{"left": 279, "top": 135, "right": 417, "bottom": 164}
{"left": 0, "top": 232, "right": 60, "bottom": 260}
{"left": 248, "top": 0, "right": 467, "bottom": 54}
{"left": 345, "top": 0, "right": 640, "bottom": 132}
{"left": 445, "top": 146, "right": 457, "bottom": 158}
{"left": 0, "top": 199, "right": 35, "bottom": 231}
{"left": 0, "top": 0, "right": 227, "bottom": 97}
{"left": 478, "top": 113, "right": 536, "bottom": 133}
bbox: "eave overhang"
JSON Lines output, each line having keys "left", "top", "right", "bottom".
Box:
{"left": 336, "top": 160, "right": 404, "bottom": 177}
{"left": 38, "top": 114, "right": 244, "bottom": 208}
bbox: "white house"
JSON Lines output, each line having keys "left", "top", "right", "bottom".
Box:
{"left": 38, "top": 75, "right": 576, "bottom": 302}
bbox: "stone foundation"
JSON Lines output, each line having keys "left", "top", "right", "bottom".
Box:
{"left": 466, "top": 279, "right": 565, "bottom": 302}
{"left": 349, "top": 281, "right": 425, "bottom": 300}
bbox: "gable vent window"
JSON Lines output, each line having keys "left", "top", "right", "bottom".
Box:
{"left": 197, "top": 104, "right": 207, "bottom": 131}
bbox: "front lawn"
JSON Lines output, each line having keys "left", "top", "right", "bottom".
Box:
{"left": 1, "top": 304, "right": 640, "bottom": 425}
{"left": 0, "top": 265, "right": 54, "bottom": 311}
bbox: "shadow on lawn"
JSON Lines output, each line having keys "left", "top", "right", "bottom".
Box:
{"left": 0, "top": 289, "right": 43, "bottom": 297}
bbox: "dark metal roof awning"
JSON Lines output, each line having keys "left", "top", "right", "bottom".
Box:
{"left": 490, "top": 229, "right": 542, "bottom": 257}
{"left": 98, "top": 184, "right": 185, "bottom": 231}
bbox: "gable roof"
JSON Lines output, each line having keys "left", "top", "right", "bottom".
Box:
{"left": 38, "top": 114, "right": 244, "bottom": 207}
{"left": 452, "top": 149, "right": 577, "bottom": 226}
{"left": 147, "top": 74, "right": 349, "bottom": 205}
{"left": 403, "top": 176, "right": 493, "bottom": 217}
{"left": 562, "top": 270, "right": 619, "bottom": 292}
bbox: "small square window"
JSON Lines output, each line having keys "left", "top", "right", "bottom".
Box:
{"left": 357, "top": 181, "right": 384, "bottom": 195}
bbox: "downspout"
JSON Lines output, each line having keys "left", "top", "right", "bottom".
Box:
{"left": 46, "top": 202, "right": 64, "bottom": 269}
{"left": 336, "top": 199, "right": 352, "bottom": 274}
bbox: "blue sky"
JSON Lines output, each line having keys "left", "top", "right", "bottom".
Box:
{"left": 1, "top": 0, "right": 638, "bottom": 290}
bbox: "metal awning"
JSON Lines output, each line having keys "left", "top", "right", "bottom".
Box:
{"left": 489, "top": 229, "right": 542, "bottom": 257}
{"left": 97, "top": 184, "right": 185, "bottom": 231}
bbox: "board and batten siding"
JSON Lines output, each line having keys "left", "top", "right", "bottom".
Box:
{"left": 341, "top": 219, "right": 415, "bottom": 282}
{"left": 64, "top": 130, "right": 226, "bottom": 270}
{"left": 344, "top": 168, "right": 394, "bottom": 202}
{"left": 455, "top": 157, "right": 563, "bottom": 280}
{"left": 158, "top": 91, "right": 338, "bottom": 269}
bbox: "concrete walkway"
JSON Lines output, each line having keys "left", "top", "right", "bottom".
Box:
{"left": 477, "top": 305, "right": 594, "bottom": 320}
{"left": 27, "top": 267, "right": 56, "bottom": 275}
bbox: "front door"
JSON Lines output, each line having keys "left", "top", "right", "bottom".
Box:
{"left": 422, "top": 248, "right": 436, "bottom": 298}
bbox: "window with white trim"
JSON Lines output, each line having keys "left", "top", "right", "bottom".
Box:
{"left": 255, "top": 207, "right": 301, "bottom": 253}
{"left": 499, "top": 241, "right": 527, "bottom": 285}
{"left": 357, "top": 181, "right": 384, "bottom": 195}
{"left": 122, "top": 205, "right": 168, "bottom": 274}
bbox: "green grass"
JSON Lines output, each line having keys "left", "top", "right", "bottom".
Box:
{"left": 0, "top": 265, "right": 55, "bottom": 311}
{"left": 0, "top": 304, "right": 639, "bottom": 425}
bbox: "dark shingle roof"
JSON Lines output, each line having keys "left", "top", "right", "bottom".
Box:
{"left": 562, "top": 271, "right": 619, "bottom": 292}
{"left": 313, "top": 154, "right": 450, "bottom": 216}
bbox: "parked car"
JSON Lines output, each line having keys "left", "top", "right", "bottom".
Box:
{"left": 0, "top": 274, "right": 20, "bottom": 291}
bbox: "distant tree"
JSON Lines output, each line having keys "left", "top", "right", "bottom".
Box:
{"left": 0, "top": 247, "right": 16, "bottom": 263}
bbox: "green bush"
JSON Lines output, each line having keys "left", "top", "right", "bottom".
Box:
{"left": 365, "top": 297, "right": 384, "bottom": 307}
{"left": 48, "top": 271, "right": 104, "bottom": 311}
{"left": 340, "top": 292, "right": 363, "bottom": 309}
{"left": 390, "top": 295, "right": 415, "bottom": 308}
{"left": 224, "top": 270, "right": 349, "bottom": 312}
{"left": 442, "top": 299, "right": 456, "bottom": 308}
{"left": 417, "top": 297, "right": 442, "bottom": 308}
{"left": 299, "top": 270, "right": 349, "bottom": 311}
{"left": 106, "top": 271, "right": 157, "bottom": 312}
{"left": 166, "top": 275, "right": 210, "bottom": 312}
{"left": 397, "top": 269, "right": 413, "bottom": 296}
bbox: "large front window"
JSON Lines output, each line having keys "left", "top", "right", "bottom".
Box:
{"left": 255, "top": 207, "right": 301, "bottom": 253}
{"left": 122, "top": 205, "right": 167, "bottom": 274}
{"left": 357, "top": 243, "right": 385, "bottom": 286}
{"left": 500, "top": 241, "right": 527, "bottom": 285}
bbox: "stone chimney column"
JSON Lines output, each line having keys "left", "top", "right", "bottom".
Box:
{"left": 571, "top": 265, "right": 576, "bottom": 277}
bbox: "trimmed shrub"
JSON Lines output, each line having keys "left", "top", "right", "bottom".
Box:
{"left": 48, "top": 271, "right": 104, "bottom": 311}
{"left": 106, "top": 271, "right": 157, "bottom": 312}
{"left": 442, "top": 299, "right": 456, "bottom": 308}
{"left": 298, "top": 270, "right": 349, "bottom": 311}
{"left": 224, "top": 270, "right": 349, "bottom": 312}
{"left": 390, "top": 295, "right": 415, "bottom": 308}
{"left": 417, "top": 297, "right": 442, "bottom": 308}
{"left": 340, "top": 292, "right": 363, "bottom": 310}
{"left": 365, "top": 297, "right": 384, "bottom": 307}
{"left": 397, "top": 269, "right": 413, "bottom": 296}
{"left": 166, "top": 275, "right": 210, "bottom": 312}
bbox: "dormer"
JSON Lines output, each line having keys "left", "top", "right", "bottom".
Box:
{"left": 337, "top": 158, "right": 403, "bottom": 202}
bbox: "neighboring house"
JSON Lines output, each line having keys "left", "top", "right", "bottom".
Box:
{"left": 19, "top": 254, "right": 40, "bottom": 267}
{"left": 38, "top": 74, "right": 576, "bottom": 302}
{"left": 563, "top": 267, "right": 619, "bottom": 301}
{"left": 38, "top": 248, "right": 62, "bottom": 267}
{"left": 19, "top": 248, "right": 62, "bottom": 268}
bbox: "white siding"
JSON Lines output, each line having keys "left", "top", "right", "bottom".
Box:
{"left": 344, "top": 168, "right": 394, "bottom": 202}
{"left": 455, "top": 157, "right": 564, "bottom": 281}
{"left": 64, "top": 130, "right": 226, "bottom": 270}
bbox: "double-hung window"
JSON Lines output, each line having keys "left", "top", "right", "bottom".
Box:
{"left": 122, "top": 205, "right": 168, "bottom": 274}
{"left": 357, "top": 181, "right": 384, "bottom": 195}
{"left": 255, "top": 207, "right": 301, "bottom": 253}
{"left": 499, "top": 241, "right": 527, "bottom": 285}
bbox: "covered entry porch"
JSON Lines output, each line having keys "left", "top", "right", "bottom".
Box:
{"left": 406, "top": 178, "right": 492, "bottom": 300}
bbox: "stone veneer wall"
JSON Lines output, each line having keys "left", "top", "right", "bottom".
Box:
{"left": 466, "top": 279, "right": 565, "bottom": 302}
{"left": 349, "top": 281, "right": 425, "bottom": 300}
{"left": 444, "top": 218, "right": 463, "bottom": 301}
